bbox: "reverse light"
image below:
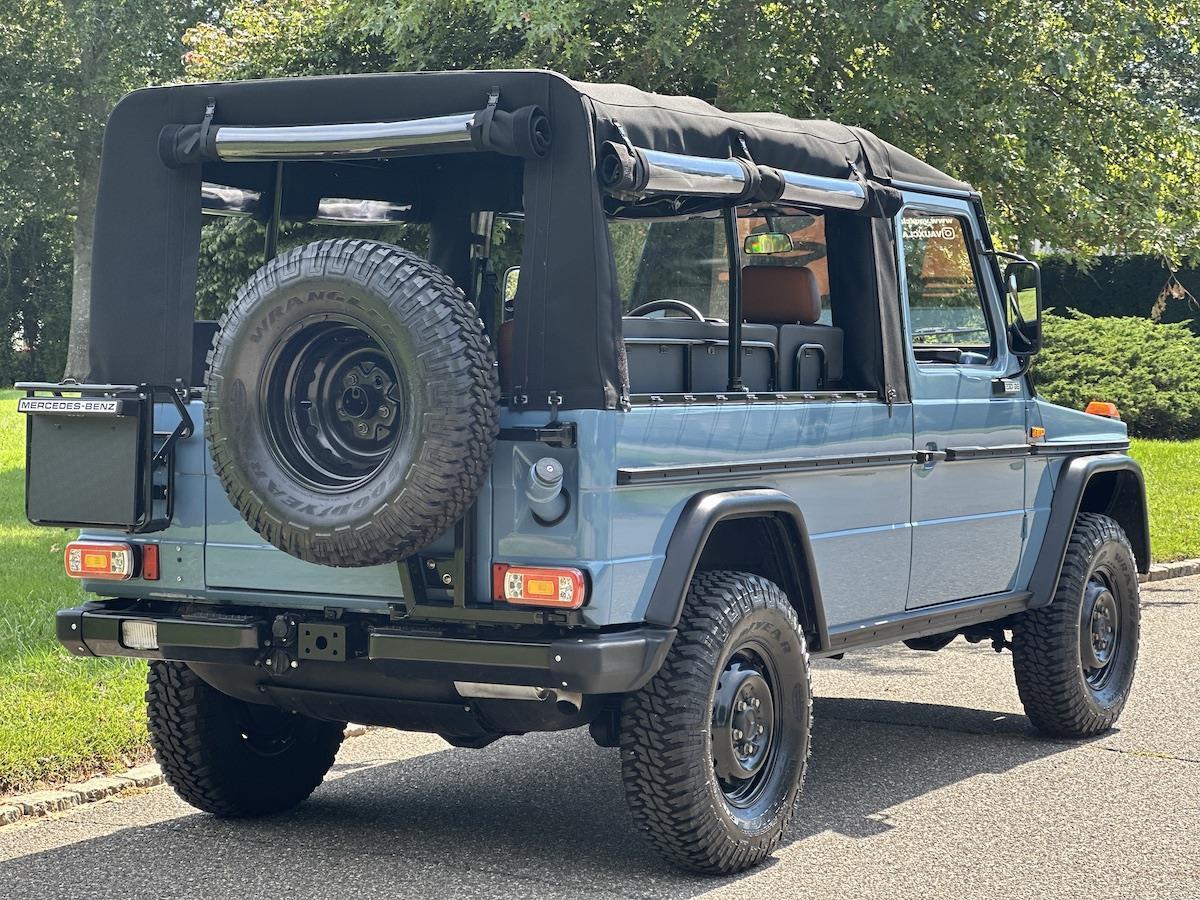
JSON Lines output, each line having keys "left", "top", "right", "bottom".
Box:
{"left": 492, "top": 564, "right": 587, "bottom": 609}
{"left": 120, "top": 620, "right": 159, "bottom": 651}
{"left": 1085, "top": 401, "right": 1121, "bottom": 420}
{"left": 64, "top": 541, "right": 134, "bottom": 581}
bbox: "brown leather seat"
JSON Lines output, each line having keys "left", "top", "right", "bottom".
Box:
{"left": 742, "top": 265, "right": 823, "bottom": 326}
{"left": 742, "top": 264, "right": 843, "bottom": 391}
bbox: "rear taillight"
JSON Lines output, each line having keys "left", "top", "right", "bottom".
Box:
{"left": 492, "top": 564, "right": 587, "bottom": 609}
{"left": 64, "top": 541, "right": 134, "bottom": 581}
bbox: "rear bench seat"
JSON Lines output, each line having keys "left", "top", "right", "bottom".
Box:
{"left": 497, "top": 264, "right": 841, "bottom": 396}
{"left": 742, "top": 264, "right": 843, "bottom": 391}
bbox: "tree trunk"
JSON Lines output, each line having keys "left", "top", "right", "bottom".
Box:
{"left": 63, "top": 153, "right": 98, "bottom": 380}
{"left": 62, "top": 21, "right": 107, "bottom": 381}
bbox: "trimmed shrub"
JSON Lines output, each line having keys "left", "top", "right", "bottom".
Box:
{"left": 1034, "top": 311, "right": 1200, "bottom": 440}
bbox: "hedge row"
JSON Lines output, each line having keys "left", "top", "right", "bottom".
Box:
{"left": 1034, "top": 312, "right": 1200, "bottom": 440}
{"left": 1040, "top": 255, "right": 1200, "bottom": 334}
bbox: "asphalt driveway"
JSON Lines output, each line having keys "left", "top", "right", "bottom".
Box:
{"left": 2, "top": 575, "right": 1198, "bottom": 899}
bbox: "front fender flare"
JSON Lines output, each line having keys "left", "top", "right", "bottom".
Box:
{"left": 1028, "top": 454, "right": 1150, "bottom": 608}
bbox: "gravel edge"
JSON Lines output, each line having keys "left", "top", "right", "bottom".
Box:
{"left": 2, "top": 558, "right": 1196, "bottom": 828}
{"left": 0, "top": 724, "right": 369, "bottom": 828}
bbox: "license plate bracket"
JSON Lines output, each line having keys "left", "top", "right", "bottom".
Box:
{"left": 299, "top": 623, "right": 347, "bottom": 662}
{"left": 16, "top": 382, "right": 194, "bottom": 532}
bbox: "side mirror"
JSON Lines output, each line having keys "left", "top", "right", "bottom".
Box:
{"left": 1003, "top": 258, "right": 1042, "bottom": 356}
{"left": 502, "top": 266, "right": 520, "bottom": 309}
{"left": 743, "top": 232, "right": 793, "bottom": 255}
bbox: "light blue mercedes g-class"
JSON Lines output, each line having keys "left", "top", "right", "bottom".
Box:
{"left": 20, "top": 70, "right": 1148, "bottom": 875}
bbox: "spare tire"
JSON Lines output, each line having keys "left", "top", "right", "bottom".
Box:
{"left": 205, "top": 238, "right": 499, "bottom": 567}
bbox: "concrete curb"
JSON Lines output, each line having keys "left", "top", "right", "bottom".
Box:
{"left": 0, "top": 723, "right": 369, "bottom": 829}
{"left": 1139, "top": 558, "right": 1200, "bottom": 583}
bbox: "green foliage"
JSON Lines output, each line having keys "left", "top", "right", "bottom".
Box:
{"left": 1034, "top": 312, "right": 1200, "bottom": 439}
{"left": 1040, "top": 254, "right": 1200, "bottom": 334}
{"left": 337, "top": 0, "right": 1200, "bottom": 262}
{"left": 196, "top": 217, "right": 427, "bottom": 319}
{"left": 0, "top": 0, "right": 220, "bottom": 381}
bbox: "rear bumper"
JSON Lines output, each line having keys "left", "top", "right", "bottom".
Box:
{"left": 56, "top": 604, "right": 675, "bottom": 695}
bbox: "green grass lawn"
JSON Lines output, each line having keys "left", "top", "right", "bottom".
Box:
{"left": 0, "top": 390, "right": 149, "bottom": 794}
{"left": 0, "top": 384, "right": 1194, "bottom": 793}
{"left": 1130, "top": 438, "right": 1200, "bottom": 562}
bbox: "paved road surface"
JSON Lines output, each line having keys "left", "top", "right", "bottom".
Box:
{"left": 2, "top": 576, "right": 1198, "bottom": 899}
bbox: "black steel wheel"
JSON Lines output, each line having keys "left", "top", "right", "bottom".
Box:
{"left": 1012, "top": 513, "right": 1141, "bottom": 737}
{"left": 260, "top": 317, "right": 407, "bottom": 493}
{"left": 619, "top": 571, "right": 812, "bottom": 875}
{"left": 147, "top": 662, "right": 344, "bottom": 817}
{"left": 205, "top": 239, "right": 499, "bottom": 567}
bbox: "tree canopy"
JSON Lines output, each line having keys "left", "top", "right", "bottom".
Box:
{"left": 185, "top": 0, "right": 1200, "bottom": 260}
{"left": 2, "top": 0, "right": 1199, "bottom": 379}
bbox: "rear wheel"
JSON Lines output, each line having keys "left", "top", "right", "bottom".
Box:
{"left": 147, "top": 661, "right": 344, "bottom": 817}
{"left": 618, "top": 571, "right": 812, "bottom": 875}
{"left": 1011, "top": 513, "right": 1141, "bottom": 737}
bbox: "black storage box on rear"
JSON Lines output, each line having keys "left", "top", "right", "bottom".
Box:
{"left": 17, "top": 384, "right": 193, "bottom": 532}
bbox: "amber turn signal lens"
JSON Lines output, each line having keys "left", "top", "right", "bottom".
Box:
{"left": 64, "top": 541, "right": 134, "bottom": 580}
{"left": 492, "top": 564, "right": 587, "bottom": 609}
{"left": 1085, "top": 401, "right": 1121, "bottom": 419}
{"left": 1029, "top": 426, "right": 1046, "bottom": 441}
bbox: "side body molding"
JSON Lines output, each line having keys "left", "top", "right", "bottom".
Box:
{"left": 1028, "top": 454, "right": 1151, "bottom": 608}
{"left": 641, "top": 488, "right": 827, "bottom": 648}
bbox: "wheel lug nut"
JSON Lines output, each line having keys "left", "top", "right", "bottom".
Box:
{"left": 753, "top": 698, "right": 761, "bottom": 709}
{"left": 732, "top": 729, "right": 743, "bottom": 740}
{"left": 742, "top": 743, "right": 754, "bottom": 755}
{"left": 379, "top": 407, "right": 390, "bottom": 418}
{"left": 757, "top": 724, "right": 765, "bottom": 734}
{"left": 736, "top": 701, "right": 747, "bottom": 712}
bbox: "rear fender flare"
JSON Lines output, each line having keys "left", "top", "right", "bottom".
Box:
{"left": 641, "top": 488, "right": 827, "bottom": 650}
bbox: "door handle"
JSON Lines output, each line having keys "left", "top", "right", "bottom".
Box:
{"left": 915, "top": 447, "right": 947, "bottom": 465}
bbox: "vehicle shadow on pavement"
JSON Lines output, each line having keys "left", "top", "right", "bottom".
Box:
{"left": 0, "top": 696, "right": 1073, "bottom": 899}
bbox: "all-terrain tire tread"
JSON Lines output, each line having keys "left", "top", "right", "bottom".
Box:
{"left": 618, "top": 571, "right": 811, "bottom": 875}
{"left": 146, "top": 661, "right": 344, "bottom": 817}
{"left": 1011, "top": 512, "right": 1140, "bottom": 738}
{"left": 204, "top": 239, "right": 499, "bottom": 567}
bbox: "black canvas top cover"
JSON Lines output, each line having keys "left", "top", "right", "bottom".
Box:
{"left": 84, "top": 69, "right": 970, "bottom": 408}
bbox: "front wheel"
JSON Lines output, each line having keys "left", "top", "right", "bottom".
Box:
{"left": 1012, "top": 513, "right": 1141, "bottom": 737}
{"left": 618, "top": 571, "right": 812, "bottom": 875}
{"left": 147, "top": 662, "right": 344, "bottom": 817}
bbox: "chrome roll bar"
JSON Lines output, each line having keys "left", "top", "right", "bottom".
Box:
{"left": 212, "top": 112, "right": 479, "bottom": 162}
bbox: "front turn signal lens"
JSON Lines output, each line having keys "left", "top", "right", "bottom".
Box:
{"left": 1085, "top": 401, "right": 1121, "bottom": 420}
{"left": 65, "top": 541, "right": 134, "bottom": 580}
{"left": 492, "top": 564, "right": 587, "bottom": 609}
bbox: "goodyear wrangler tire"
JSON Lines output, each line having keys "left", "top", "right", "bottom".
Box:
{"left": 205, "top": 239, "right": 499, "bottom": 567}
{"left": 1011, "top": 513, "right": 1141, "bottom": 738}
{"left": 147, "top": 661, "right": 344, "bottom": 817}
{"left": 618, "top": 571, "right": 812, "bottom": 875}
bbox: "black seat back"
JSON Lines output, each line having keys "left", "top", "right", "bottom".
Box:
{"left": 622, "top": 318, "right": 775, "bottom": 394}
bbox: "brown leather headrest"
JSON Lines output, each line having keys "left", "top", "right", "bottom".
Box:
{"left": 742, "top": 265, "right": 822, "bottom": 325}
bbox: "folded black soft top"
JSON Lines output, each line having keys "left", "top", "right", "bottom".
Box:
{"left": 85, "top": 70, "right": 965, "bottom": 407}
{"left": 572, "top": 79, "right": 969, "bottom": 193}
